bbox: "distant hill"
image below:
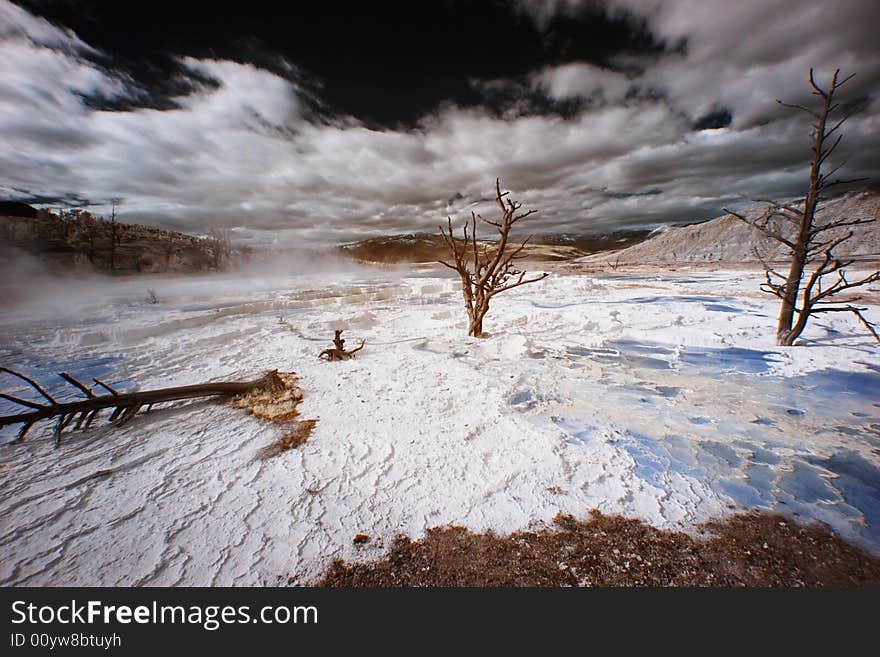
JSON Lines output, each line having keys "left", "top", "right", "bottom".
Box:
{"left": 0, "top": 209, "right": 241, "bottom": 274}
{"left": 577, "top": 190, "right": 880, "bottom": 265}
{"left": 532, "top": 229, "right": 652, "bottom": 253}
{"left": 338, "top": 229, "right": 651, "bottom": 265}
{"left": 0, "top": 201, "right": 38, "bottom": 218}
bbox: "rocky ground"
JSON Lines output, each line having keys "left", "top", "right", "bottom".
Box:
{"left": 318, "top": 511, "right": 880, "bottom": 587}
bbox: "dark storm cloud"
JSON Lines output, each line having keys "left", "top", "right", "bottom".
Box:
{"left": 1, "top": 0, "right": 879, "bottom": 245}
{"left": 11, "top": 0, "right": 661, "bottom": 126}
{"left": 693, "top": 109, "right": 732, "bottom": 131}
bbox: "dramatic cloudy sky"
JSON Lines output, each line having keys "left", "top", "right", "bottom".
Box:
{"left": 2, "top": 0, "right": 879, "bottom": 245}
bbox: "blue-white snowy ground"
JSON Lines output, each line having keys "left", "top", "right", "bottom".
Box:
{"left": 0, "top": 264, "right": 878, "bottom": 585}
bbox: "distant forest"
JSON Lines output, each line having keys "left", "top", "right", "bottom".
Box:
{"left": 0, "top": 203, "right": 242, "bottom": 274}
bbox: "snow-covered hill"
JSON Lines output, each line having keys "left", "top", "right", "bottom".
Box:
{"left": 579, "top": 190, "right": 880, "bottom": 265}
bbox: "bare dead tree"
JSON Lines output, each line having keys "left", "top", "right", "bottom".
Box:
{"left": 0, "top": 367, "right": 285, "bottom": 446}
{"left": 109, "top": 198, "right": 120, "bottom": 271}
{"left": 163, "top": 234, "right": 176, "bottom": 272}
{"left": 724, "top": 69, "right": 879, "bottom": 346}
{"left": 207, "top": 227, "right": 232, "bottom": 270}
{"left": 439, "top": 178, "right": 549, "bottom": 337}
{"left": 71, "top": 211, "right": 99, "bottom": 266}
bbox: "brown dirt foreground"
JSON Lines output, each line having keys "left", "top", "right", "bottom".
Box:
{"left": 317, "top": 511, "right": 880, "bottom": 587}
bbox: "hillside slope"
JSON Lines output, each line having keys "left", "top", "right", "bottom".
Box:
{"left": 579, "top": 190, "right": 880, "bottom": 265}
{"left": 338, "top": 230, "right": 650, "bottom": 265}
{"left": 1, "top": 210, "right": 235, "bottom": 274}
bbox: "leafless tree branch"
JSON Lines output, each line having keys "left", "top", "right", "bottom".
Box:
{"left": 742, "top": 69, "right": 878, "bottom": 346}
{"left": 439, "top": 178, "right": 548, "bottom": 336}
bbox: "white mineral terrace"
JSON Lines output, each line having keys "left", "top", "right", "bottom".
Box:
{"left": 0, "top": 265, "right": 878, "bottom": 585}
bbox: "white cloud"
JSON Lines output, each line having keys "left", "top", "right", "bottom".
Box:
{"left": 605, "top": 0, "right": 880, "bottom": 127}
{"left": 0, "top": 0, "right": 94, "bottom": 51}
{"left": 1, "top": 0, "right": 878, "bottom": 245}
{"left": 529, "top": 62, "right": 632, "bottom": 103}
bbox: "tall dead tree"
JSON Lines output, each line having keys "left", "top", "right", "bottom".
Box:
{"left": 439, "top": 178, "right": 548, "bottom": 337}
{"left": 725, "top": 69, "right": 879, "bottom": 346}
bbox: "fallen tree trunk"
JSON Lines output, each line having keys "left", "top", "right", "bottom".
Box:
{"left": 0, "top": 367, "right": 283, "bottom": 445}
